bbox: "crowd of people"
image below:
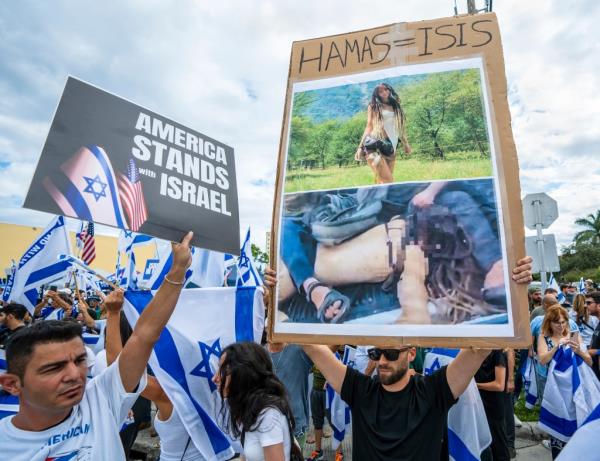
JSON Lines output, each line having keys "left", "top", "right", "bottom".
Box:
{"left": 0, "top": 234, "right": 598, "bottom": 461}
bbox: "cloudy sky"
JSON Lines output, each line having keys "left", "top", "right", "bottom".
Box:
{"left": 0, "top": 0, "right": 598, "bottom": 252}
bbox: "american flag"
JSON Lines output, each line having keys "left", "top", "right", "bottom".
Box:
{"left": 79, "top": 222, "right": 96, "bottom": 265}
{"left": 118, "top": 159, "right": 148, "bottom": 232}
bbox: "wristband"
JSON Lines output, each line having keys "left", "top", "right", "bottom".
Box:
{"left": 164, "top": 275, "right": 185, "bottom": 285}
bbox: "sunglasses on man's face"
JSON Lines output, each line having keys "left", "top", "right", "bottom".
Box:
{"left": 585, "top": 301, "right": 596, "bottom": 305}
{"left": 367, "top": 347, "right": 410, "bottom": 361}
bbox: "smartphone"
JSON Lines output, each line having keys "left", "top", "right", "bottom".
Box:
{"left": 49, "top": 285, "right": 57, "bottom": 292}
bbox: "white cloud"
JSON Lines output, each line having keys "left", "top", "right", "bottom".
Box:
{"left": 0, "top": 0, "right": 598, "bottom": 253}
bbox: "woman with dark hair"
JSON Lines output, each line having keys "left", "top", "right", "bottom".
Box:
{"left": 213, "top": 342, "right": 302, "bottom": 461}
{"left": 355, "top": 82, "right": 412, "bottom": 184}
{"left": 569, "top": 293, "right": 599, "bottom": 346}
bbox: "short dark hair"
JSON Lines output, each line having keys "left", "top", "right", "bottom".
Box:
{"left": 560, "top": 283, "right": 569, "bottom": 291}
{"left": 3, "top": 303, "right": 28, "bottom": 321}
{"left": 6, "top": 320, "right": 83, "bottom": 380}
{"left": 586, "top": 291, "right": 600, "bottom": 304}
{"left": 544, "top": 288, "right": 558, "bottom": 295}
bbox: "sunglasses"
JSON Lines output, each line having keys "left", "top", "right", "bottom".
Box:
{"left": 367, "top": 347, "right": 410, "bottom": 361}
{"left": 585, "top": 301, "right": 596, "bottom": 305}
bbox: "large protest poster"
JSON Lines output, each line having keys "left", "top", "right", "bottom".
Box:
{"left": 269, "top": 13, "right": 530, "bottom": 348}
{"left": 24, "top": 77, "right": 239, "bottom": 254}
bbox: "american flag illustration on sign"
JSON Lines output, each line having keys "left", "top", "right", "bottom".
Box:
{"left": 118, "top": 159, "right": 148, "bottom": 232}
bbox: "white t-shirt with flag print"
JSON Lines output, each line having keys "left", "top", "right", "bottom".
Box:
{"left": 0, "top": 357, "right": 147, "bottom": 461}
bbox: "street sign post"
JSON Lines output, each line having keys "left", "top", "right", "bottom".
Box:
{"left": 522, "top": 193, "right": 559, "bottom": 292}
{"left": 525, "top": 234, "right": 560, "bottom": 274}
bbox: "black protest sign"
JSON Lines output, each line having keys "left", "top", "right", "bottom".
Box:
{"left": 24, "top": 77, "right": 239, "bottom": 254}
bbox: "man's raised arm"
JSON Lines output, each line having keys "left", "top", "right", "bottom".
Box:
{"left": 118, "top": 231, "right": 193, "bottom": 392}
{"left": 302, "top": 345, "right": 347, "bottom": 394}
{"left": 447, "top": 256, "right": 533, "bottom": 399}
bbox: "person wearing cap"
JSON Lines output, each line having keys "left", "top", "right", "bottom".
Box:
{"left": 528, "top": 285, "right": 542, "bottom": 312}
{"left": 0, "top": 303, "right": 28, "bottom": 348}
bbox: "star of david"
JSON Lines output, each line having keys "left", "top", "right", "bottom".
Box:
{"left": 424, "top": 357, "right": 441, "bottom": 376}
{"left": 189, "top": 338, "right": 222, "bottom": 392}
{"left": 83, "top": 175, "right": 108, "bottom": 201}
{"left": 238, "top": 251, "right": 250, "bottom": 269}
{"left": 347, "top": 359, "right": 356, "bottom": 370}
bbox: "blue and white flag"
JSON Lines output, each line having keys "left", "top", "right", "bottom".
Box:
{"left": 145, "top": 244, "right": 225, "bottom": 291}
{"left": 549, "top": 274, "right": 565, "bottom": 303}
{"left": 557, "top": 402, "right": 600, "bottom": 460}
{"left": 82, "top": 319, "right": 106, "bottom": 354}
{"left": 539, "top": 346, "right": 600, "bottom": 442}
{"left": 1, "top": 260, "right": 16, "bottom": 303}
{"left": 237, "top": 229, "right": 262, "bottom": 287}
{"left": 326, "top": 346, "right": 355, "bottom": 449}
{"left": 118, "top": 230, "right": 155, "bottom": 254}
{"left": 7, "top": 216, "right": 73, "bottom": 312}
{"left": 424, "top": 348, "right": 491, "bottom": 461}
{"left": 579, "top": 277, "right": 586, "bottom": 294}
{"left": 0, "top": 348, "right": 6, "bottom": 374}
{"left": 42, "top": 145, "right": 129, "bottom": 228}
{"left": 123, "top": 286, "right": 265, "bottom": 461}
{"left": 522, "top": 355, "right": 538, "bottom": 409}
{"left": 0, "top": 393, "right": 18, "bottom": 420}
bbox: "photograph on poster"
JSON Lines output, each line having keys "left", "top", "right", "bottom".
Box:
{"left": 275, "top": 178, "right": 512, "bottom": 338}
{"left": 284, "top": 58, "right": 493, "bottom": 193}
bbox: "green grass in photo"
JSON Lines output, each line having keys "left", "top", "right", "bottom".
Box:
{"left": 284, "top": 150, "right": 492, "bottom": 193}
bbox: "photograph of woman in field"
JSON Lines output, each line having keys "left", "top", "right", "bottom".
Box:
{"left": 355, "top": 83, "right": 412, "bottom": 184}
{"left": 283, "top": 59, "right": 495, "bottom": 193}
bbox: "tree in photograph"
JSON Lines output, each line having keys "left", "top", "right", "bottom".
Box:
{"left": 402, "top": 73, "right": 459, "bottom": 159}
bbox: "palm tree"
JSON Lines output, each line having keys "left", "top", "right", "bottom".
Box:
{"left": 574, "top": 210, "right": 600, "bottom": 245}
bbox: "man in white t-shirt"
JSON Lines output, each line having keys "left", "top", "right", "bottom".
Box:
{"left": 0, "top": 232, "right": 193, "bottom": 461}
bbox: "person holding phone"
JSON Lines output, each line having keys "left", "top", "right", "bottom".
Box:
{"left": 537, "top": 305, "right": 592, "bottom": 458}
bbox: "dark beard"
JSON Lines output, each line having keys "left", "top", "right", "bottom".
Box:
{"left": 378, "top": 363, "right": 409, "bottom": 385}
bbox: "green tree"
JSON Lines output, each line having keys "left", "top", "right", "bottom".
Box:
{"left": 574, "top": 210, "right": 600, "bottom": 245}
{"left": 402, "top": 73, "right": 459, "bottom": 159}
{"left": 328, "top": 113, "right": 366, "bottom": 167}
{"left": 446, "top": 69, "right": 489, "bottom": 157}
{"left": 251, "top": 243, "right": 269, "bottom": 274}
{"left": 306, "top": 120, "right": 338, "bottom": 169}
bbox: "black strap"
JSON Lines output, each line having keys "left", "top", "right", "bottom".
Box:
{"left": 179, "top": 436, "right": 191, "bottom": 461}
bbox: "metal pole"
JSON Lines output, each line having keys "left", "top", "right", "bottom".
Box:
{"left": 467, "top": 0, "right": 477, "bottom": 14}
{"left": 534, "top": 200, "right": 548, "bottom": 292}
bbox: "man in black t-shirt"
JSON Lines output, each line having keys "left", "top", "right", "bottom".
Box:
{"left": 301, "top": 256, "right": 533, "bottom": 461}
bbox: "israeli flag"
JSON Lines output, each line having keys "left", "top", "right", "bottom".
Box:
{"left": 326, "top": 346, "right": 355, "bottom": 449}
{"left": 522, "top": 356, "right": 538, "bottom": 409}
{"left": 7, "top": 216, "right": 73, "bottom": 312}
{"left": 145, "top": 243, "right": 225, "bottom": 291}
{"left": 557, "top": 402, "right": 600, "bottom": 460}
{"left": 123, "top": 286, "right": 265, "bottom": 460}
{"left": 237, "top": 229, "right": 262, "bottom": 287}
{"left": 549, "top": 274, "right": 565, "bottom": 303}
{"left": 42, "top": 145, "right": 129, "bottom": 228}
{"left": 0, "top": 393, "right": 18, "bottom": 420}
{"left": 579, "top": 277, "right": 586, "bottom": 294}
{"left": 539, "top": 346, "right": 600, "bottom": 442}
{"left": 1, "top": 260, "right": 16, "bottom": 303}
{"left": 0, "top": 349, "right": 6, "bottom": 374}
{"left": 424, "top": 348, "right": 492, "bottom": 461}
{"left": 118, "top": 230, "right": 155, "bottom": 254}
{"left": 82, "top": 320, "right": 106, "bottom": 354}
{"left": 57, "top": 254, "right": 105, "bottom": 289}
